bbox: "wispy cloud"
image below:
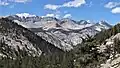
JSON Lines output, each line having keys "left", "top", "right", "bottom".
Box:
{"left": 111, "top": 7, "right": 120, "bottom": 14}
{"left": 104, "top": 2, "right": 120, "bottom": 9}
{"left": 63, "top": 14, "right": 72, "bottom": 18}
{"left": 105, "top": 2, "right": 120, "bottom": 14}
{"left": 44, "top": 4, "right": 61, "bottom": 10}
{"left": 42, "top": 13, "right": 60, "bottom": 19}
{"left": 86, "top": 1, "right": 93, "bottom": 7}
{"left": 14, "top": 0, "right": 31, "bottom": 3}
{"left": 0, "top": 2, "right": 9, "bottom": 6}
{"left": 0, "top": 0, "right": 31, "bottom": 6}
{"left": 44, "top": 0, "right": 86, "bottom": 10}
{"left": 9, "top": 4, "right": 16, "bottom": 8}
{"left": 62, "top": 0, "right": 86, "bottom": 8}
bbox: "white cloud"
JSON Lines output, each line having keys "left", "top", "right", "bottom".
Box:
{"left": 105, "top": 2, "right": 120, "bottom": 14}
{"left": 46, "top": 14, "right": 55, "bottom": 17}
{"left": 44, "top": 4, "right": 61, "bottom": 10}
{"left": 105, "top": 2, "right": 120, "bottom": 9}
{"left": 14, "top": 0, "right": 31, "bottom": 3}
{"left": 43, "top": 13, "right": 72, "bottom": 19}
{"left": 44, "top": 0, "right": 86, "bottom": 10}
{"left": 0, "top": 2, "right": 9, "bottom": 6}
{"left": 111, "top": 7, "right": 120, "bottom": 14}
{"left": 63, "top": 0, "right": 86, "bottom": 7}
{"left": 63, "top": 14, "right": 72, "bottom": 18}
{"left": 43, "top": 13, "right": 60, "bottom": 18}
{"left": 0, "top": 0, "right": 31, "bottom": 6}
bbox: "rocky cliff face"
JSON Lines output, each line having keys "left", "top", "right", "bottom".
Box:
{"left": 97, "top": 33, "right": 120, "bottom": 68}
{"left": 0, "top": 18, "right": 63, "bottom": 58}
{"left": 6, "top": 13, "right": 112, "bottom": 51}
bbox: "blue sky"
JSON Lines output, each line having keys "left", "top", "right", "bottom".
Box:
{"left": 0, "top": 0, "right": 120, "bottom": 24}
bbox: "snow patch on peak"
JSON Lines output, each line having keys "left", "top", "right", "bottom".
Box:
{"left": 87, "top": 20, "right": 95, "bottom": 24}
{"left": 16, "top": 13, "right": 36, "bottom": 18}
{"left": 98, "top": 20, "right": 112, "bottom": 29}
{"left": 98, "top": 20, "right": 109, "bottom": 25}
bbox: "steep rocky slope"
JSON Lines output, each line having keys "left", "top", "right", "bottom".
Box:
{"left": 6, "top": 13, "right": 112, "bottom": 51}
{"left": 66, "top": 23, "right": 120, "bottom": 68}
{"left": 99, "top": 33, "right": 120, "bottom": 68}
{"left": 0, "top": 14, "right": 120, "bottom": 68}
{"left": 0, "top": 18, "right": 63, "bottom": 58}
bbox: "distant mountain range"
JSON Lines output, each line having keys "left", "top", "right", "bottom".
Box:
{"left": 2, "top": 13, "right": 120, "bottom": 68}
{"left": 7, "top": 13, "right": 111, "bottom": 30}
{"left": 6, "top": 13, "right": 112, "bottom": 51}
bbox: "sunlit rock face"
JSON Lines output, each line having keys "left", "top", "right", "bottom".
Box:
{"left": 7, "top": 14, "right": 112, "bottom": 51}
{"left": 0, "top": 18, "right": 63, "bottom": 58}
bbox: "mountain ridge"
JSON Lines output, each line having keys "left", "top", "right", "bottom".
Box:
{"left": 0, "top": 18, "right": 64, "bottom": 58}
{"left": 5, "top": 13, "right": 112, "bottom": 51}
{"left": 1, "top": 13, "right": 120, "bottom": 68}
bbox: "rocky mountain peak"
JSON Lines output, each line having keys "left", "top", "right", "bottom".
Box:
{"left": 77, "top": 20, "right": 91, "bottom": 25}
